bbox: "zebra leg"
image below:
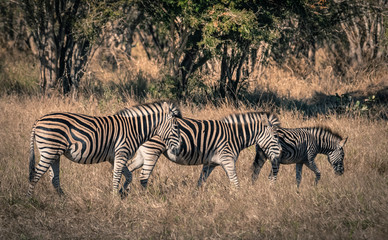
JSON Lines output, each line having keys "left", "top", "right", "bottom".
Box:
{"left": 305, "top": 161, "right": 321, "bottom": 186}
{"left": 27, "top": 154, "right": 57, "bottom": 197}
{"left": 139, "top": 157, "right": 159, "bottom": 189}
{"left": 109, "top": 160, "right": 132, "bottom": 197}
{"left": 138, "top": 146, "right": 164, "bottom": 189}
{"left": 295, "top": 163, "right": 303, "bottom": 188}
{"left": 268, "top": 160, "right": 280, "bottom": 182}
{"left": 197, "top": 164, "right": 217, "bottom": 187}
{"left": 119, "top": 166, "right": 132, "bottom": 197}
{"left": 220, "top": 158, "right": 240, "bottom": 188}
{"left": 49, "top": 157, "right": 64, "bottom": 196}
{"left": 252, "top": 145, "right": 267, "bottom": 184}
{"left": 125, "top": 151, "right": 146, "bottom": 188}
{"left": 112, "top": 152, "right": 128, "bottom": 195}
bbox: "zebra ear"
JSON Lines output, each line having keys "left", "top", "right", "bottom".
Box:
{"left": 162, "top": 102, "right": 173, "bottom": 117}
{"left": 161, "top": 102, "right": 170, "bottom": 112}
{"left": 339, "top": 137, "right": 348, "bottom": 148}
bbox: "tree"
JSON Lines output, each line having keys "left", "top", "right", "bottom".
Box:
{"left": 270, "top": 0, "right": 388, "bottom": 77}
{"left": 201, "top": 1, "right": 285, "bottom": 99}
{"left": 333, "top": 0, "right": 387, "bottom": 73}
{"left": 21, "top": 0, "right": 123, "bottom": 96}
{"left": 100, "top": 3, "right": 144, "bottom": 71}
{"left": 136, "top": 0, "right": 214, "bottom": 98}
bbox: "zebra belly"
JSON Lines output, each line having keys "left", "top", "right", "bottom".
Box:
{"left": 165, "top": 150, "right": 218, "bottom": 166}
{"left": 169, "top": 155, "right": 204, "bottom": 165}
{"left": 64, "top": 142, "right": 113, "bottom": 164}
{"left": 279, "top": 153, "right": 306, "bottom": 165}
{"left": 279, "top": 157, "right": 304, "bottom": 164}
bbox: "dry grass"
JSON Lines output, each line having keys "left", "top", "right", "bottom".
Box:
{"left": 252, "top": 49, "right": 388, "bottom": 101}
{"left": 0, "top": 94, "right": 387, "bottom": 239}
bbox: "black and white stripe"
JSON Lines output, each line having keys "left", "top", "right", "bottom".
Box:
{"left": 252, "top": 126, "right": 347, "bottom": 187}
{"left": 126, "top": 112, "right": 282, "bottom": 188}
{"left": 27, "top": 101, "right": 182, "bottom": 197}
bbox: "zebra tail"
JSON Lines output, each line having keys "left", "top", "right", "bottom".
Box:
{"left": 29, "top": 122, "right": 37, "bottom": 182}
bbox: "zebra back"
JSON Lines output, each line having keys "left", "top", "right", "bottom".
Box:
{"left": 221, "top": 111, "right": 282, "bottom": 161}
{"left": 115, "top": 101, "right": 181, "bottom": 121}
{"left": 303, "top": 127, "right": 343, "bottom": 150}
{"left": 222, "top": 112, "right": 280, "bottom": 128}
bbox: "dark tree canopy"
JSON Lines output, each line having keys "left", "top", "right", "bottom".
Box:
{"left": 0, "top": 0, "right": 386, "bottom": 98}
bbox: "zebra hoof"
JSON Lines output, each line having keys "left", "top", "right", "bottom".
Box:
{"left": 56, "top": 188, "right": 65, "bottom": 197}
{"left": 251, "top": 176, "right": 258, "bottom": 185}
{"left": 119, "top": 187, "right": 130, "bottom": 199}
{"left": 140, "top": 179, "right": 148, "bottom": 189}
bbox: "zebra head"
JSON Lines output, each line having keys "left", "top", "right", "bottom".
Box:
{"left": 257, "top": 114, "right": 282, "bottom": 163}
{"left": 156, "top": 102, "right": 182, "bottom": 157}
{"left": 328, "top": 137, "right": 347, "bottom": 175}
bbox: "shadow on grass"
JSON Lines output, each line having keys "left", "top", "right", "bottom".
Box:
{"left": 81, "top": 75, "right": 388, "bottom": 120}
{"left": 237, "top": 86, "right": 388, "bottom": 120}
{"left": 2, "top": 68, "right": 387, "bottom": 120}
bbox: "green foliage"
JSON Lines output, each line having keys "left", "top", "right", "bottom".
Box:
{"left": 1, "top": 0, "right": 386, "bottom": 99}
{"left": 185, "top": 73, "right": 211, "bottom": 103}
{"left": 351, "top": 95, "right": 376, "bottom": 113}
{"left": 200, "top": 1, "right": 277, "bottom": 54}
{"left": 383, "top": 14, "right": 388, "bottom": 49}
{"left": 334, "top": 93, "right": 380, "bottom": 116}
{"left": 74, "top": 0, "right": 129, "bottom": 43}
{"left": 149, "top": 74, "right": 180, "bottom": 99}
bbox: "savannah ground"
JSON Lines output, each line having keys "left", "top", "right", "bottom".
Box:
{"left": 0, "top": 50, "right": 387, "bottom": 239}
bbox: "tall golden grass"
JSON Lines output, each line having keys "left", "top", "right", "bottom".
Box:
{"left": 0, "top": 93, "right": 387, "bottom": 239}
{"left": 0, "top": 46, "right": 387, "bottom": 239}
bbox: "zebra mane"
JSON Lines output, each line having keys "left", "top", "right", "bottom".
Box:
{"left": 168, "top": 102, "right": 182, "bottom": 118}
{"left": 115, "top": 101, "right": 182, "bottom": 118}
{"left": 304, "top": 126, "right": 343, "bottom": 141}
{"left": 221, "top": 111, "right": 280, "bottom": 127}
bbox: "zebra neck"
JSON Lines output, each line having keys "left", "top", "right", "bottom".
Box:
{"left": 228, "top": 122, "right": 257, "bottom": 150}
{"left": 122, "top": 114, "right": 160, "bottom": 147}
{"left": 315, "top": 133, "right": 338, "bottom": 155}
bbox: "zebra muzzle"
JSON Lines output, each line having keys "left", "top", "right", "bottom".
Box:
{"left": 334, "top": 167, "right": 344, "bottom": 175}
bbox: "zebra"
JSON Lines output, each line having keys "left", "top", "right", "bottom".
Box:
{"left": 251, "top": 126, "right": 347, "bottom": 188}
{"left": 27, "top": 101, "right": 182, "bottom": 197}
{"left": 124, "top": 112, "right": 282, "bottom": 189}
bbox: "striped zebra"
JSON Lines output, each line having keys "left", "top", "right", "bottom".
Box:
{"left": 124, "top": 112, "right": 282, "bottom": 189}
{"left": 251, "top": 126, "right": 347, "bottom": 188}
{"left": 27, "top": 101, "right": 182, "bottom": 197}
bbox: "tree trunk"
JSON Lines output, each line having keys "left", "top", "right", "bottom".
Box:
{"left": 219, "top": 44, "right": 228, "bottom": 99}
{"left": 227, "top": 45, "right": 248, "bottom": 100}
{"left": 23, "top": 0, "right": 96, "bottom": 97}
{"left": 38, "top": 17, "right": 58, "bottom": 96}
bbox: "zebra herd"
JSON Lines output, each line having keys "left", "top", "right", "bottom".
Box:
{"left": 27, "top": 101, "right": 347, "bottom": 197}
